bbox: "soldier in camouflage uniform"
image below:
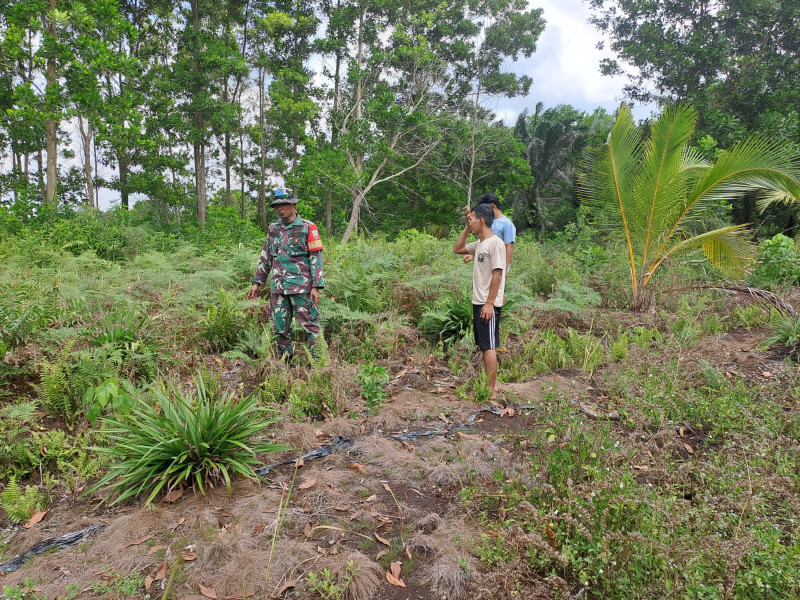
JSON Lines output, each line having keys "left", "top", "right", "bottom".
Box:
{"left": 247, "top": 189, "right": 324, "bottom": 359}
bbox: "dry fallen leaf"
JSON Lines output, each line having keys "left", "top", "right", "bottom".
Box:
{"left": 298, "top": 478, "right": 316, "bottom": 490}
{"left": 332, "top": 505, "right": 351, "bottom": 511}
{"left": 376, "top": 549, "right": 388, "bottom": 560}
{"left": 169, "top": 517, "right": 186, "bottom": 531}
{"left": 632, "top": 465, "right": 650, "bottom": 471}
{"left": 382, "top": 483, "right": 392, "bottom": 493}
{"left": 199, "top": 583, "right": 218, "bottom": 599}
{"left": 349, "top": 462, "right": 366, "bottom": 473}
{"left": 763, "top": 371, "right": 772, "bottom": 378}
{"left": 296, "top": 456, "right": 304, "bottom": 467}
{"left": 350, "top": 510, "right": 361, "bottom": 521}
{"left": 180, "top": 551, "right": 198, "bottom": 561}
{"left": 683, "top": 442, "right": 694, "bottom": 454}
{"left": 123, "top": 535, "right": 153, "bottom": 549}
{"left": 144, "top": 576, "right": 154, "bottom": 591}
{"left": 23, "top": 510, "right": 47, "bottom": 529}
{"left": 545, "top": 522, "right": 557, "bottom": 548}
{"left": 314, "top": 429, "right": 324, "bottom": 438}
{"left": 162, "top": 489, "right": 184, "bottom": 504}
{"left": 489, "top": 400, "right": 501, "bottom": 408}
{"left": 364, "top": 494, "right": 377, "bottom": 502}
{"left": 405, "top": 546, "right": 412, "bottom": 559}
{"left": 154, "top": 561, "right": 168, "bottom": 581}
{"left": 276, "top": 580, "right": 297, "bottom": 595}
{"left": 679, "top": 426, "right": 685, "bottom": 437}
{"left": 148, "top": 545, "right": 168, "bottom": 555}
{"left": 438, "top": 413, "right": 450, "bottom": 424}
{"left": 457, "top": 432, "right": 479, "bottom": 441}
{"left": 386, "top": 571, "right": 406, "bottom": 588}
{"left": 224, "top": 595, "right": 244, "bottom": 600}
{"left": 375, "top": 533, "right": 391, "bottom": 546}
{"left": 317, "top": 545, "right": 328, "bottom": 556}
{"left": 390, "top": 561, "right": 402, "bottom": 579}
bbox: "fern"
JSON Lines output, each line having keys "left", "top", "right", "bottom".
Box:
{"left": 0, "top": 402, "right": 39, "bottom": 423}
{"left": 202, "top": 288, "right": 251, "bottom": 352}
{"left": 36, "top": 341, "right": 120, "bottom": 420}
{"left": 0, "top": 476, "right": 47, "bottom": 523}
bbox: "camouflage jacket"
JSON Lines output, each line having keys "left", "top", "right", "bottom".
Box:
{"left": 253, "top": 215, "right": 324, "bottom": 294}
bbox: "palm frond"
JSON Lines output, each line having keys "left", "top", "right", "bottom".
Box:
{"left": 648, "top": 225, "right": 754, "bottom": 282}
{"left": 578, "top": 104, "right": 645, "bottom": 294}
{"left": 637, "top": 105, "right": 702, "bottom": 266}
{"left": 686, "top": 137, "right": 800, "bottom": 221}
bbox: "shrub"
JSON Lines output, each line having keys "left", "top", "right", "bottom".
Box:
{"left": 750, "top": 234, "right": 800, "bottom": 288}
{"left": 418, "top": 290, "right": 473, "bottom": 346}
{"left": 765, "top": 314, "right": 800, "bottom": 349}
{"left": 90, "top": 375, "right": 288, "bottom": 506}
{"left": 356, "top": 362, "right": 390, "bottom": 412}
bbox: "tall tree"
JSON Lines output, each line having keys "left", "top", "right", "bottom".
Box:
{"left": 589, "top": 0, "right": 800, "bottom": 145}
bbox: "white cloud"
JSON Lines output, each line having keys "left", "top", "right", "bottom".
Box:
{"left": 492, "top": 0, "right": 656, "bottom": 123}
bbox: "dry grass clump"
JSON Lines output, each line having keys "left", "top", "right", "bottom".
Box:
{"left": 188, "top": 540, "right": 318, "bottom": 598}
{"left": 314, "top": 550, "right": 382, "bottom": 600}
{"left": 421, "top": 554, "right": 473, "bottom": 599}
{"left": 351, "top": 436, "right": 421, "bottom": 473}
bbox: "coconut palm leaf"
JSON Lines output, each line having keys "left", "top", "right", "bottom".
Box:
{"left": 579, "top": 103, "right": 800, "bottom": 307}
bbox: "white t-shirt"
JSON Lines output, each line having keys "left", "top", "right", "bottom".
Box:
{"left": 465, "top": 235, "right": 506, "bottom": 306}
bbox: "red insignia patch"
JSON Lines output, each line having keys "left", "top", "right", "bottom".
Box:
{"left": 307, "top": 224, "right": 324, "bottom": 251}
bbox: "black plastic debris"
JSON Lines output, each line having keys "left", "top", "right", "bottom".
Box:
{"left": 0, "top": 523, "right": 106, "bottom": 573}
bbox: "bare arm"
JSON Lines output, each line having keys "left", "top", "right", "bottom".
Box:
{"left": 453, "top": 222, "right": 471, "bottom": 255}
{"left": 505, "top": 243, "right": 513, "bottom": 271}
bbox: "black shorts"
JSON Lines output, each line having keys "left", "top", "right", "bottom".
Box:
{"left": 473, "top": 304, "right": 501, "bottom": 351}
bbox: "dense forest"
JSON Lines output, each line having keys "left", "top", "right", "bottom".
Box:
{"left": 3, "top": 1, "right": 800, "bottom": 599}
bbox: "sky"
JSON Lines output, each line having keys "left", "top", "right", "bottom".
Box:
{"left": 490, "top": 0, "right": 655, "bottom": 124}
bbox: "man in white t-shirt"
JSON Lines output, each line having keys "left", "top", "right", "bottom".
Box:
{"left": 463, "top": 192, "right": 516, "bottom": 272}
{"left": 454, "top": 203, "right": 506, "bottom": 400}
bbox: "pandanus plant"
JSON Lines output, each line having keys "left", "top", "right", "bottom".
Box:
{"left": 578, "top": 104, "right": 800, "bottom": 309}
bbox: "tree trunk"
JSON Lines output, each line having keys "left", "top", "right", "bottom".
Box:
{"left": 196, "top": 143, "right": 206, "bottom": 223}
{"left": 342, "top": 190, "right": 363, "bottom": 243}
{"left": 342, "top": 7, "right": 365, "bottom": 244}
{"left": 93, "top": 136, "right": 99, "bottom": 207}
{"left": 191, "top": 0, "right": 206, "bottom": 224}
{"left": 257, "top": 64, "right": 267, "bottom": 231}
{"left": 45, "top": 0, "right": 58, "bottom": 208}
{"left": 225, "top": 131, "right": 232, "bottom": 206}
{"left": 78, "top": 115, "right": 94, "bottom": 207}
{"left": 325, "top": 198, "right": 332, "bottom": 235}
{"left": 239, "top": 129, "right": 246, "bottom": 219}
{"left": 534, "top": 187, "right": 545, "bottom": 240}
{"left": 119, "top": 160, "right": 130, "bottom": 210}
{"left": 37, "top": 150, "right": 45, "bottom": 203}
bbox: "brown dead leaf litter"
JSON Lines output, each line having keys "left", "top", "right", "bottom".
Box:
{"left": 1, "top": 327, "right": 794, "bottom": 600}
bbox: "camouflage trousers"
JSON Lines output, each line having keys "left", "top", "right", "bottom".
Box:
{"left": 270, "top": 292, "right": 320, "bottom": 358}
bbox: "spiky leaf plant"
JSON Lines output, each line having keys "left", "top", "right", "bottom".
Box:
{"left": 579, "top": 103, "right": 800, "bottom": 308}
{"left": 90, "top": 375, "right": 289, "bottom": 506}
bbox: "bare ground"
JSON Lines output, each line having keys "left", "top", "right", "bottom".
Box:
{"left": 0, "top": 328, "right": 792, "bottom": 600}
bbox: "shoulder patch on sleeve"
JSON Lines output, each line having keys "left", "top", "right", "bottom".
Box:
{"left": 307, "top": 223, "right": 324, "bottom": 251}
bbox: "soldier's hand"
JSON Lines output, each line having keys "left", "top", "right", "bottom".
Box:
{"left": 310, "top": 287, "right": 321, "bottom": 306}
{"left": 246, "top": 284, "right": 261, "bottom": 300}
{"left": 463, "top": 255, "right": 474, "bottom": 264}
